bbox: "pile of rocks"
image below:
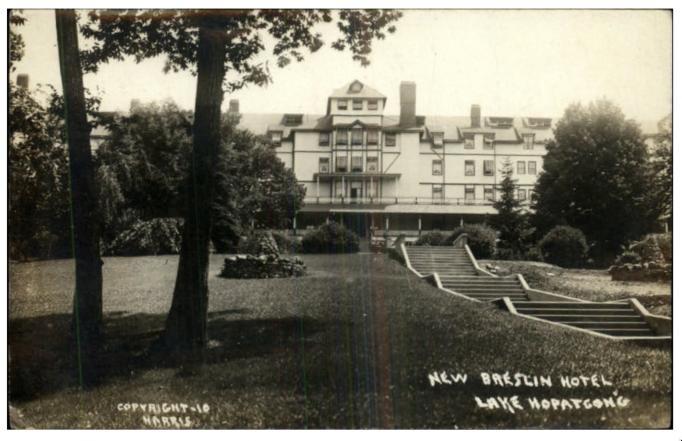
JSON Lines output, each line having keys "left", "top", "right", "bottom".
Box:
{"left": 219, "top": 231, "right": 306, "bottom": 279}
{"left": 609, "top": 261, "right": 671, "bottom": 282}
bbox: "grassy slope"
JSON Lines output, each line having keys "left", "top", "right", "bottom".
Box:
{"left": 9, "top": 254, "right": 671, "bottom": 429}
{"left": 480, "top": 260, "right": 672, "bottom": 317}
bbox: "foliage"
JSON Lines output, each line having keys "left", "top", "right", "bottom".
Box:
{"left": 80, "top": 10, "right": 402, "bottom": 88}
{"left": 650, "top": 124, "right": 672, "bottom": 223}
{"left": 9, "top": 10, "right": 26, "bottom": 73}
{"left": 218, "top": 254, "right": 306, "bottom": 279}
{"left": 103, "top": 218, "right": 184, "bottom": 256}
{"left": 538, "top": 226, "right": 588, "bottom": 268}
{"left": 490, "top": 158, "right": 533, "bottom": 256}
{"left": 614, "top": 250, "right": 641, "bottom": 265}
{"left": 446, "top": 224, "right": 497, "bottom": 258}
{"left": 413, "top": 231, "right": 448, "bottom": 246}
{"left": 300, "top": 222, "right": 360, "bottom": 254}
{"left": 532, "top": 100, "right": 659, "bottom": 263}
{"left": 9, "top": 84, "right": 72, "bottom": 260}
{"left": 272, "top": 232, "right": 298, "bottom": 254}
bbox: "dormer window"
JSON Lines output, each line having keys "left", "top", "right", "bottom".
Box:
{"left": 484, "top": 135, "right": 495, "bottom": 150}
{"left": 348, "top": 80, "right": 364, "bottom": 93}
{"left": 523, "top": 134, "right": 535, "bottom": 150}
{"left": 368, "top": 99, "right": 378, "bottom": 111}
{"left": 526, "top": 117, "right": 552, "bottom": 129}
{"left": 352, "top": 99, "right": 363, "bottom": 111}
{"left": 432, "top": 132, "right": 444, "bottom": 147}
{"left": 487, "top": 117, "right": 514, "bottom": 128}
{"left": 283, "top": 114, "right": 303, "bottom": 126}
{"left": 338, "top": 99, "right": 348, "bottom": 111}
{"left": 270, "top": 131, "right": 282, "bottom": 147}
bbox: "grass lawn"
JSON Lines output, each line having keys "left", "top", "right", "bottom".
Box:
{"left": 480, "top": 260, "right": 672, "bottom": 317}
{"left": 9, "top": 253, "right": 671, "bottom": 429}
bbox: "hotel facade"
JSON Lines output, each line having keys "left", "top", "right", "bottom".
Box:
{"left": 238, "top": 80, "right": 551, "bottom": 238}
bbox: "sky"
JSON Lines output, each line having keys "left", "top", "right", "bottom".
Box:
{"left": 12, "top": 9, "right": 672, "bottom": 122}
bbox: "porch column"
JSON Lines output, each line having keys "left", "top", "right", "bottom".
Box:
{"left": 293, "top": 214, "right": 297, "bottom": 235}
{"left": 370, "top": 176, "right": 374, "bottom": 202}
{"left": 385, "top": 215, "right": 390, "bottom": 231}
{"left": 342, "top": 175, "right": 345, "bottom": 198}
{"left": 418, "top": 215, "right": 422, "bottom": 236}
{"left": 316, "top": 175, "right": 320, "bottom": 199}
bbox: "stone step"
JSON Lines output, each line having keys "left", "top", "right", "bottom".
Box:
{"left": 530, "top": 314, "right": 643, "bottom": 322}
{"left": 449, "top": 288, "right": 526, "bottom": 294}
{"left": 559, "top": 321, "right": 650, "bottom": 330}
{"left": 515, "top": 308, "right": 638, "bottom": 316}
{"left": 513, "top": 302, "right": 632, "bottom": 310}
{"left": 590, "top": 328, "right": 655, "bottom": 337}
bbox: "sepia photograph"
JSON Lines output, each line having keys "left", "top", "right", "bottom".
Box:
{"left": 6, "top": 4, "right": 674, "bottom": 430}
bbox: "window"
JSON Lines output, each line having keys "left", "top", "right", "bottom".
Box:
{"left": 336, "top": 156, "right": 347, "bottom": 172}
{"left": 474, "top": 134, "right": 484, "bottom": 149}
{"left": 366, "top": 157, "right": 379, "bottom": 172}
{"left": 517, "top": 161, "right": 526, "bottom": 175}
{"left": 524, "top": 134, "right": 535, "bottom": 150}
{"left": 352, "top": 99, "right": 363, "bottom": 110}
{"left": 319, "top": 132, "right": 330, "bottom": 146}
{"left": 368, "top": 99, "right": 378, "bottom": 110}
{"left": 465, "top": 160, "right": 475, "bottom": 176}
{"left": 518, "top": 189, "right": 527, "bottom": 201}
{"left": 385, "top": 133, "right": 397, "bottom": 147}
{"left": 432, "top": 132, "right": 444, "bottom": 147}
{"left": 337, "top": 99, "right": 348, "bottom": 111}
{"left": 319, "top": 157, "right": 330, "bottom": 173}
{"left": 528, "top": 161, "right": 537, "bottom": 175}
{"left": 432, "top": 185, "right": 443, "bottom": 200}
{"left": 464, "top": 138, "right": 474, "bottom": 149}
{"left": 367, "top": 130, "right": 379, "bottom": 145}
{"left": 351, "top": 155, "right": 363, "bottom": 172}
{"left": 484, "top": 136, "right": 494, "bottom": 150}
{"left": 351, "top": 129, "right": 363, "bottom": 145}
{"left": 271, "top": 131, "right": 282, "bottom": 147}
{"left": 483, "top": 160, "right": 494, "bottom": 176}
{"left": 484, "top": 187, "right": 494, "bottom": 201}
{"left": 432, "top": 160, "right": 443, "bottom": 176}
{"left": 336, "top": 130, "right": 348, "bottom": 145}
{"left": 465, "top": 185, "right": 475, "bottom": 201}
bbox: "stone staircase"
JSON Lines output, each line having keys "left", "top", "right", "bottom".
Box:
{"left": 511, "top": 300, "right": 655, "bottom": 337}
{"left": 399, "top": 238, "right": 670, "bottom": 341}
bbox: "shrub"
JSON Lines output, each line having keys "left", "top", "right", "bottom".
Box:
{"left": 538, "top": 225, "right": 588, "bottom": 268}
{"left": 272, "top": 232, "right": 299, "bottom": 254}
{"left": 524, "top": 246, "right": 544, "bottom": 262}
{"left": 414, "top": 231, "right": 448, "bottom": 246}
{"left": 219, "top": 254, "right": 306, "bottom": 279}
{"left": 103, "top": 218, "right": 183, "bottom": 256}
{"left": 446, "top": 224, "right": 497, "bottom": 258}
{"left": 630, "top": 235, "right": 665, "bottom": 263}
{"left": 300, "top": 222, "right": 359, "bottom": 253}
{"left": 655, "top": 232, "right": 672, "bottom": 263}
{"left": 614, "top": 250, "right": 641, "bottom": 265}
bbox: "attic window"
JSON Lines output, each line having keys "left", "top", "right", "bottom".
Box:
{"left": 348, "top": 80, "right": 364, "bottom": 93}
{"left": 487, "top": 117, "right": 514, "bottom": 128}
{"left": 270, "top": 131, "right": 282, "bottom": 146}
{"left": 283, "top": 114, "right": 303, "bottom": 126}
{"left": 526, "top": 117, "right": 552, "bottom": 129}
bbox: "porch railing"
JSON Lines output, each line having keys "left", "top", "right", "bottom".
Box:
{"left": 303, "top": 196, "right": 494, "bottom": 206}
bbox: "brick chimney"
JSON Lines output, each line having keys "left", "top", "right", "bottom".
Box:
{"left": 228, "top": 99, "right": 240, "bottom": 114}
{"left": 399, "top": 81, "right": 416, "bottom": 127}
{"left": 16, "top": 74, "right": 29, "bottom": 89}
{"left": 471, "top": 104, "right": 481, "bottom": 128}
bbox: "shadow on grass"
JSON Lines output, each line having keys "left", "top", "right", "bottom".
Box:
{"left": 9, "top": 310, "right": 324, "bottom": 402}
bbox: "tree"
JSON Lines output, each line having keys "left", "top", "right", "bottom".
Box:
{"left": 650, "top": 120, "right": 672, "bottom": 229}
{"left": 55, "top": 9, "right": 103, "bottom": 385}
{"left": 9, "top": 10, "right": 26, "bottom": 73}
{"left": 490, "top": 158, "right": 532, "bottom": 257}
{"left": 532, "top": 100, "right": 658, "bottom": 263}
{"left": 79, "top": 10, "right": 402, "bottom": 356}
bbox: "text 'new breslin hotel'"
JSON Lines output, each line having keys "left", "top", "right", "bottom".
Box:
{"left": 237, "top": 80, "right": 551, "bottom": 239}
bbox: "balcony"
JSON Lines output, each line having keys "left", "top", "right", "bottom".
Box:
{"left": 303, "top": 196, "right": 493, "bottom": 206}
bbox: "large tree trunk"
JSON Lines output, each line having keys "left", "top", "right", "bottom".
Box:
{"left": 161, "top": 22, "right": 227, "bottom": 358}
{"left": 55, "top": 9, "right": 103, "bottom": 386}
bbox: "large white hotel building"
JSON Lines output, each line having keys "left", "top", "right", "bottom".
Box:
{"left": 238, "top": 80, "right": 552, "bottom": 238}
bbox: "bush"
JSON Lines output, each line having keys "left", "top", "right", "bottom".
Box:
{"left": 300, "top": 222, "right": 359, "bottom": 253}
{"left": 272, "top": 232, "right": 299, "bottom": 254}
{"left": 614, "top": 250, "right": 641, "bottom": 265}
{"left": 629, "top": 235, "right": 665, "bottom": 263}
{"left": 414, "top": 231, "right": 448, "bottom": 246}
{"left": 538, "top": 226, "right": 588, "bottom": 268}
{"left": 219, "top": 254, "right": 306, "bottom": 279}
{"left": 103, "top": 218, "right": 183, "bottom": 256}
{"left": 446, "top": 224, "right": 497, "bottom": 258}
{"left": 655, "top": 232, "right": 672, "bottom": 263}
